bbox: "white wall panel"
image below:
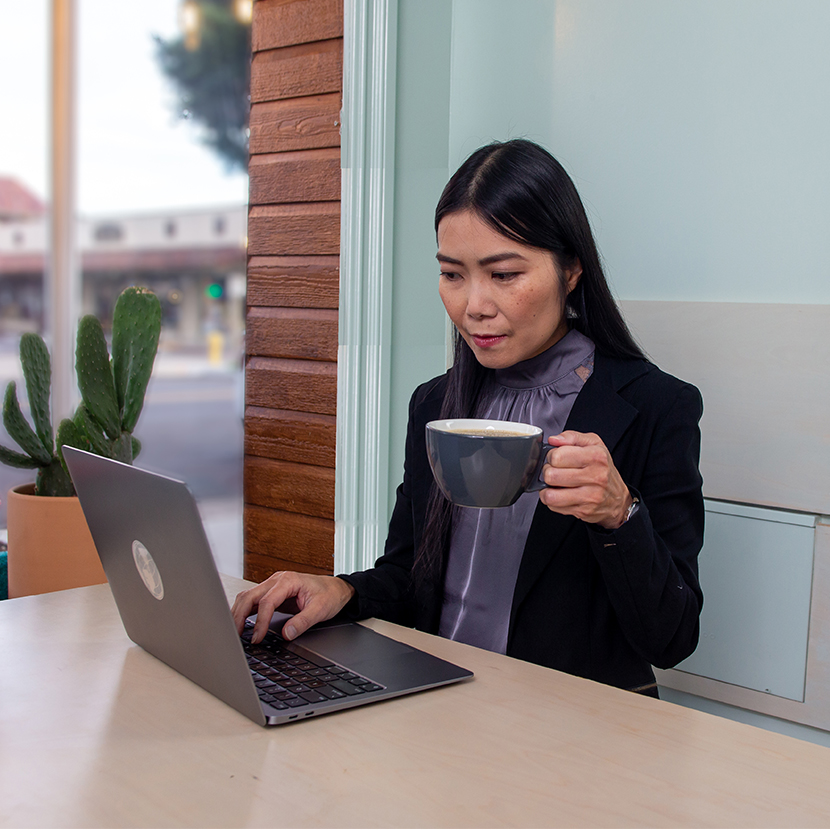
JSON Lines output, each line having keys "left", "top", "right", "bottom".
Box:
{"left": 622, "top": 300, "right": 830, "bottom": 515}
{"left": 676, "top": 500, "right": 815, "bottom": 702}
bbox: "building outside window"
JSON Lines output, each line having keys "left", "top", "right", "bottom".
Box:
{"left": 0, "top": 0, "right": 251, "bottom": 576}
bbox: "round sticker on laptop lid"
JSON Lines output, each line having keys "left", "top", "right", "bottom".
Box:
{"left": 132, "top": 540, "right": 164, "bottom": 600}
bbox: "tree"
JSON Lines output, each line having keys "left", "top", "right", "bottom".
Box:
{"left": 154, "top": 0, "right": 251, "bottom": 173}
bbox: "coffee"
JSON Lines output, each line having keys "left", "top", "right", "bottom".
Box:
{"left": 448, "top": 428, "right": 529, "bottom": 438}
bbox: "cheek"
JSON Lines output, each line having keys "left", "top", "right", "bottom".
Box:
{"left": 439, "top": 286, "right": 461, "bottom": 320}
{"left": 519, "top": 288, "right": 563, "bottom": 328}
{"left": 515, "top": 288, "right": 550, "bottom": 319}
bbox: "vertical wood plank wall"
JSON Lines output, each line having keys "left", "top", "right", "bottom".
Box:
{"left": 243, "top": 0, "right": 343, "bottom": 581}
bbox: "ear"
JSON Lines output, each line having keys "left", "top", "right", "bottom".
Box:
{"left": 564, "top": 258, "right": 583, "bottom": 294}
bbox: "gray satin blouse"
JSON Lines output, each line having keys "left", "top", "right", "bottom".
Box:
{"left": 438, "top": 329, "right": 596, "bottom": 653}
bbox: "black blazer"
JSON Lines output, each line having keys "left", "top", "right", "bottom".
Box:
{"left": 341, "top": 353, "right": 704, "bottom": 692}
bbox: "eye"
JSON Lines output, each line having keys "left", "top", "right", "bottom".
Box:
{"left": 440, "top": 270, "right": 462, "bottom": 281}
{"left": 492, "top": 271, "right": 520, "bottom": 281}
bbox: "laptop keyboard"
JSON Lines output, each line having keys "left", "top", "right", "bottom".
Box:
{"left": 241, "top": 621, "right": 385, "bottom": 711}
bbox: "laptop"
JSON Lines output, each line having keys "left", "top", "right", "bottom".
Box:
{"left": 63, "top": 446, "right": 473, "bottom": 726}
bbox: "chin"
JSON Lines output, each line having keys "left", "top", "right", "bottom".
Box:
{"left": 471, "top": 349, "right": 518, "bottom": 370}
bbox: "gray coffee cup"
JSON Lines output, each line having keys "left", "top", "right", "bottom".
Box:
{"left": 425, "top": 418, "right": 548, "bottom": 508}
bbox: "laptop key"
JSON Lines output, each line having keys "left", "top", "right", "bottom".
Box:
{"left": 315, "top": 686, "right": 347, "bottom": 700}
{"left": 286, "top": 650, "right": 337, "bottom": 669}
{"left": 298, "top": 690, "right": 328, "bottom": 704}
{"left": 263, "top": 672, "right": 288, "bottom": 682}
{"left": 275, "top": 691, "right": 299, "bottom": 701}
{"left": 329, "top": 679, "right": 369, "bottom": 696}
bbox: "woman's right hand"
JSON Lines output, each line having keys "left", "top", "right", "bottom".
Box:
{"left": 231, "top": 572, "right": 356, "bottom": 644}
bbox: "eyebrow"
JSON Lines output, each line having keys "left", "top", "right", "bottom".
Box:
{"left": 436, "top": 251, "right": 528, "bottom": 267}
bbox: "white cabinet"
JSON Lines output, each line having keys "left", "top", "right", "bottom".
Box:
{"left": 657, "top": 504, "right": 830, "bottom": 732}
{"left": 676, "top": 501, "right": 815, "bottom": 701}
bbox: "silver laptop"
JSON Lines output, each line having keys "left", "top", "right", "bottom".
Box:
{"left": 63, "top": 446, "right": 473, "bottom": 726}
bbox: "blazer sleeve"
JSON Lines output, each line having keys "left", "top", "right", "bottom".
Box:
{"left": 587, "top": 380, "right": 705, "bottom": 669}
{"left": 337, "top": 377, "right": 442, "bottom": 627}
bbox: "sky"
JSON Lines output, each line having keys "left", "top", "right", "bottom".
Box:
{"left": 0, "top": 0, "right": 249, "bottom": 216}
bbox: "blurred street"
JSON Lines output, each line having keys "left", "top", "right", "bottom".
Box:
{"left": 0, "top": 343, "right": 244, "bottom": 577}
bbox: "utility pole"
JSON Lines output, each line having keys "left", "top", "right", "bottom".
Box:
{"left": 48, "top": 0, "right": 79, "bottom": 423}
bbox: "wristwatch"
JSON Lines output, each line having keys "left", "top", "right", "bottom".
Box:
{"left": 623, "top": 495, "right": 640, "bottom": 523}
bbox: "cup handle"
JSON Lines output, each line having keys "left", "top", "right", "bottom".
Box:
{"left": 525, "top": 442, "right": 550, "bottom": 492}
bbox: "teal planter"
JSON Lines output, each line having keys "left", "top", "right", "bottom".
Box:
{"left": 0, "top": 549, "right": 7, "bottom": 600}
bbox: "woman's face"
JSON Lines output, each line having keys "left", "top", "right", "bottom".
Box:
{"left": 437, "top": 210, "right": 582, "bottom": 370}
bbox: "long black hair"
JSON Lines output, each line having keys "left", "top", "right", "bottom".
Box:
{"left": 414, "top": 139, "right": 646, "bottom": 585}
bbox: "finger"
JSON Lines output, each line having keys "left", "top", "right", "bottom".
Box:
{"left": 231, "top": 577, "right": 276, "bottom": 633}
{"left": 281, "top": 597, "right": 329, "bottom": 641}
{"left": 230, "top": 596, "right": 254, "bottom": 635}
{"left": 241, "top": 573, "right": 304, "bottom": 643}
{"left": 540, "top": 481, "right": 599, "bottom": 507}
{"left": 547, "top": 430, "right": 601, "bottom": 448}
{"left": 544, "top": 445, "right": 609, "bottom": 476}
{"left": 543, "top": 466, "right": 599, "bottom": 490}
{"left": 540, "top": 466, "right": 631, "bottom": 525}
{"left": 544, "top": 447, "right": 590, "bottom": 471}
{"left": 282, "top": 577, "right": 356, "bottom": 640}
{"left": 538, "top": 486, "right": 588, "bottom": 519}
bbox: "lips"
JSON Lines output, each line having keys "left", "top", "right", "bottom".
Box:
{"left": 471, "top": 334, "right": 507, "bottom": 348}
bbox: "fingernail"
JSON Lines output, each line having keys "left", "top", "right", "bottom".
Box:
{"left": 285, "top": 625, "right": 297, "bottom": 640}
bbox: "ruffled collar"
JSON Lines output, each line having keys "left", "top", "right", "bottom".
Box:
{"left": 493, "top": 329, "right": 595, "bottom": 392}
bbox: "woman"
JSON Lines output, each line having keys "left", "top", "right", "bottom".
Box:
{"left": 233, "top": 139, "right": 704, "bottom": 695}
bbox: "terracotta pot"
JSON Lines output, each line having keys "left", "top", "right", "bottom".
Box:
{"left": 7, "top": 483, "right": 106, "bottom": 598}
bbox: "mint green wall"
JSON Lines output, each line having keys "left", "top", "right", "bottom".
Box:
{"left": 543, "top": 0, "right": 830, "bottom": 304}
{"left": 386, "top": 0, "right": 561, "bottom": 508}
{"left": 380, "top": 0, "right": 830, "bottom": 744}
{"left": 446, "top": 0, "right": 830, "bottom": 304}
{"left": 387, "top": 0, "right": 830, "bottom": 505}
{"left": 386, "top": 0, "right": 453, "bottom": 509}
{"left": 448, "top": 0, "right": 557, "bottom": 164}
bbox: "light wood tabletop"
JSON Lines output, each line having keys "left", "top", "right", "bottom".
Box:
{"left": 2, "top": 575, "right": 830, "bottom": 828}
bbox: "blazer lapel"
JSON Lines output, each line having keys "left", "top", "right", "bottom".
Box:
{"left": 509, "top": 354, "right": 647, "bottom": 624}
{"left": 564, "top": 355, "right": 644, "bottom": 452}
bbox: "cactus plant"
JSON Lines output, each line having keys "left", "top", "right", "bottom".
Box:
{"left": 0, "top": 286, "right": 162, "bottom": 496}
{"left": 69, "top": 286, "right": 162, "bottom": 465}
{"left": 0, "top": 333, "right": 76, "bottom": 496}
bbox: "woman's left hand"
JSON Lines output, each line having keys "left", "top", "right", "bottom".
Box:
{"left": 539, "top": 431, "right": 634, "bottom": 529}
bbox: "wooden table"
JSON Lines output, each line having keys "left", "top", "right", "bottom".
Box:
{"left": 2, "top": 576, "right": 830, "bottom": 828}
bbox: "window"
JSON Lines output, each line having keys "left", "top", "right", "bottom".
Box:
{"left": 93, "top": 222, "right": 123, "bottom": 242}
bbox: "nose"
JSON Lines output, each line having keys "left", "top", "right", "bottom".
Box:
{"left": 465, "top": 278, "right": 497, "bottom": 319}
